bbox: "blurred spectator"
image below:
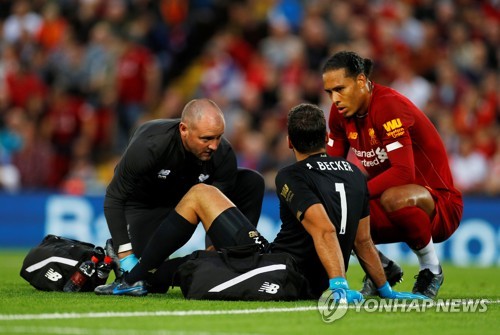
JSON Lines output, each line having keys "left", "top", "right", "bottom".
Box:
{"left": 4, "top": 58, "right": 47, "bottom": 110}
{"left": 72, "top": 0, "right": 102, "bottom": 44}
{"left": 485, "top": 137, "right": 500, "bottom": 196}
{"left": 449, "top": 135, "right": 490, "bottom": 195}
{"left": 197, "top": 32, "right": 245, "bottom": 105}
{"left": 80, "top": 21, "right": 115, "bottom": 106}
{"left": 259, "top": 12, "right": 304, "bottom": 71}
{"left": 40, "top": 87, "right": 96, "bottom": 187}
{"left": 324, "top": 0, "right": 352, "bottom": 45}
{"left": 2, "top": 0, "right": 42, "bottom": 44}
{"left": 267, "top": 0, "right": 303, "bottom": 34}
{"left": 0, "top": 0, "right": 497, "bottom": 196}
{"left": 390, "top": 63, "right": 432, "bottom": 110}
{"left": 43, "top": 28, "right": 87, "bottom": 93}
{"left": 61, "top": 136, "right": 105, "bottom": 196}
{"left": 35, "top": 2, "right": 67, "bottom": 51}
{"left": 432, "top": 59, "right": 468, "bottom": 109}
{"left": 0, "top": 107, "right": 24, "bottom": 192}
{"left": 112, "top": 26, "right": 161, "bottom": 152}
{"left": 452, "top": 85, "right": 497, "bottom": 136}
{"left": 11, "top": 110, "right": 53, "bottom": 190}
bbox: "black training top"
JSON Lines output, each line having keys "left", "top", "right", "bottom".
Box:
{"left": 272, "top": 153, "right": 369, "bottom": 297}
{"left": 104, "top": 119, "right": 238, "bottom": 247}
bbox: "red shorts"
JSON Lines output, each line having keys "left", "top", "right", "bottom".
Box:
{"left": 369, "top": 189, "right": 463, "bottom": 244}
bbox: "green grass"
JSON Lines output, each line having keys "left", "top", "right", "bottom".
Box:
{"left": 1, "top": 249, "right": 499, "bottom": 335}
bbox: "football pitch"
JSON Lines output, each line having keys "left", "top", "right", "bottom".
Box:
{"left": 0, "top": 250, "right": 498, "bottom": 335}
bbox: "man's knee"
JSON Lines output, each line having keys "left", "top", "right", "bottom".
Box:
{"left": 188, "top": 183, "right": 216, "bottom": 196}
{"left": 380, "top": 189, "right": 413, "bottom": 212}
{"left": 380, "top": 185, "right": 434, "bottom": 214}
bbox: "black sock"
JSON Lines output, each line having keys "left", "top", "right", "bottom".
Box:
{"left": 207, "top": 207, "right": 259, "bottom": 248}
{"left": 147, "top": 255, "right": 191, "bottom": 293}
{"left": 125, "top": 211, "right": 196, "bottom": 284}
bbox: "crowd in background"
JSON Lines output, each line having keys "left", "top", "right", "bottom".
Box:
{"left": 0, "top": 0, "right": 498, "bottom": 196}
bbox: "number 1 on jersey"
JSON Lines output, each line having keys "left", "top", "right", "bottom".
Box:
{"left": 335, "top": 183, "right": 347, "bottom": 234}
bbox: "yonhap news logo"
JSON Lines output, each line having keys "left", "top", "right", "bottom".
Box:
{"left": 318, "top": 295, "right": 489, "bottom": 323}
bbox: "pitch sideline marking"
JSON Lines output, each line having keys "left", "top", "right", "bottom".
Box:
{"left": 0, "top": 300, "right": 498, "bottom": 321}
{"left": 0, "top": 306, "right": 317, "bottom": 321}
{"left": 0, "top": 326, "right": 265, "bottom": 335}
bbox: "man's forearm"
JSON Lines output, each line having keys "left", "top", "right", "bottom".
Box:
{"left": 354, "top": 238, "right": 386, "bottom": 288}
{"left": 314, "top": 232, "right": 345, "bottom": 279}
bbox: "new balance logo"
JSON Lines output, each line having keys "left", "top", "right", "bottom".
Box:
{"left": 198, "top": 174, "right": 209, "bottom": 182}
{"left": 157, "top": 169, "right": 171, "bottom": 179}
{"left": 258, "top": 282, "right": 280, "bottom": 294}
{"left": 45, "top": 268, "right": 63, "bottom": 282}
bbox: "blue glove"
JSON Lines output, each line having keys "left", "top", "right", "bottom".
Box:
{"left": 330, "top": 277, "right": 364, "bottom": 304}
{"left": 120, "top": 254, "right": 139, "bottom": 272}
{"left": 378, "top": 282, "right": 430, "bottom": 300}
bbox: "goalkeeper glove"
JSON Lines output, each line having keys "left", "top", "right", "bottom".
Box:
{"left": 329, "top": 277, "right": 364, "bottom": 303}
{"left": 377, "top": 282, "right": 429, "bottom": 300}
{"left": 120, "top": 253, "right": 139, "bottom": 272}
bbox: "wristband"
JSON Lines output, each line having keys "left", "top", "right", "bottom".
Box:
{"left": 329, "top": 277, "right": 348, "bottom": 290}
{"left": 118, "top": 242, "right": 133, "bottom": 253}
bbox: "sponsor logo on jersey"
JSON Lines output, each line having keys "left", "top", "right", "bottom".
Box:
{"left": 351, "top": 147, "right": 388, "bottom": 168}
{"left": 157, "top": 169, "right": 171, "bottom": 179}
{"left": 45, "top": 268, "right": 63, "bottom": 282}
{"left": 198, "top": 174, "right": 209, "bottom": 182}
{"left": 280, "top": 184, "right": 293, "bottom": 202}
{"left": 259, "top": 282, "right": 280, "bottom": 294}
{"left": 383, "top": 118, "right": 405, "bottom": 138}
{"left": 348, "top": 132, "right": 358, "bottom": 140}
{"left": 383, "top": 118, "right": 402, "bottom": 131}
{"left": 248, "top": 231, "right": 260, "bottom": 238}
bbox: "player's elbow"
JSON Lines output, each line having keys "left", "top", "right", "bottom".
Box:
{"left": 354, "top": 233, "right": 372, "bottom": 252}
{"left": 313, "top": 224, "right": 336, "bottom": 242}
{"left": 354, "top": 224, "right": 372, "bottom": 251}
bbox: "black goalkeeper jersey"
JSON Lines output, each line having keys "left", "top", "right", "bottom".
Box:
{"left": 272, "top": 153, "right": 369, "bottom": 295}
{"left": 104, "top": 119, "right": 238, "bottom": 247}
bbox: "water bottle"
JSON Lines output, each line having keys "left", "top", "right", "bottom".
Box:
{"left": 95, "top": 256, "right": 113, "bottom": 285}
{"left": 63, "top": 256, "right": 99, "bottom": 292}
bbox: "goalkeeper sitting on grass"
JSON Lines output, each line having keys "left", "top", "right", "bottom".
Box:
{"left": 96, "top": 103, "right": 428, "bottom": 302}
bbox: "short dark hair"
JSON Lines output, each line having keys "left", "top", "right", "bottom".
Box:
{"left": 287, "top": 103, "right": 326, "bottom": 153}
{"left": 322, "top": 51, "right": 373, "bottom": 78}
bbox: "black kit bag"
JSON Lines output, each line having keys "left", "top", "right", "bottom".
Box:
{"left": 20, "top": 234, "right": 102, "bottom": 292}
{"left": 177, "top": 244, "right": 310, "bottom": 301}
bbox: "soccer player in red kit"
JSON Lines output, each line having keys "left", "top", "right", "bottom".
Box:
{"left": 322, "top": 51, "right": 463, "bottom": 299}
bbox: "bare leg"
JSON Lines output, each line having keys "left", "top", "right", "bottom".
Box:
{"left": 175, "top": 183, "right": 235, "bottom": 230}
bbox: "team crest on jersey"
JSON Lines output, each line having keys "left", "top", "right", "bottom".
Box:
{"left": 368, "top": 128, "right": 379, "bottom": 145}
{"left": 383, "top": 118, "right": 405, "bottom": 138}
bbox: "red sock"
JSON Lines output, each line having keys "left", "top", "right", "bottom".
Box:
{"left": 387, "top": 206, "right": 432, "bottom": 250}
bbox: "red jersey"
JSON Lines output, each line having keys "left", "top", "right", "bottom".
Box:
{"left": 116, "top": 45, "right": 153, "bottom": 103}
{"left": 327, "top": 83, "right": 461, "bottom": 199}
